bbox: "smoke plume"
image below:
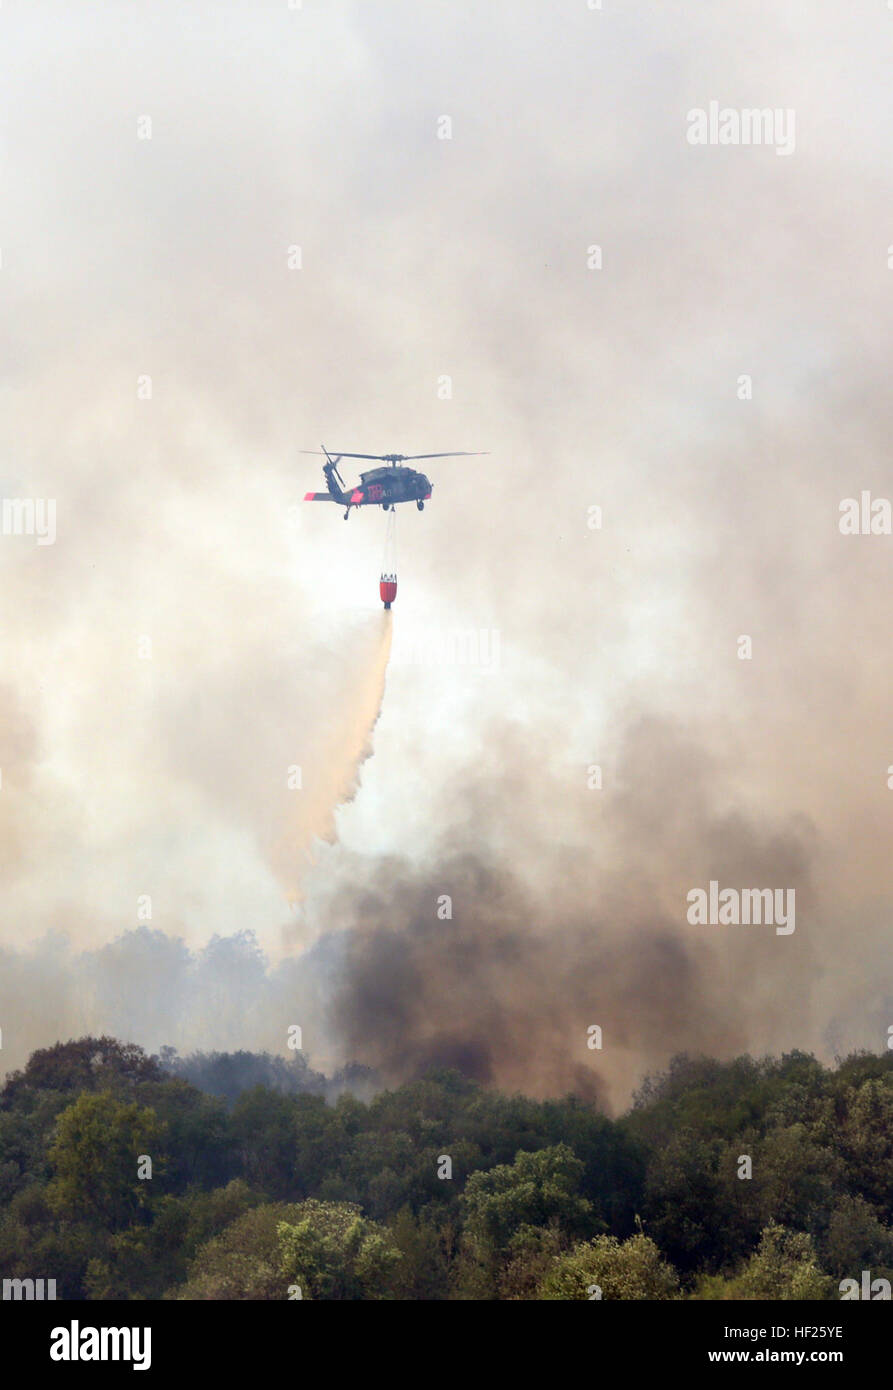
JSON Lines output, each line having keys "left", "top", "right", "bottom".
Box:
{"left": 1, "top": 4, "right": 892, "bottom": 1109}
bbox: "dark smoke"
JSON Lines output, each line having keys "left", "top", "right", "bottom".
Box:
{"left": 159, "top": 1047, "right": 378, "bottom": 1107}
{"left": 321, "top": 715, "right": 831, "bottom": 1111}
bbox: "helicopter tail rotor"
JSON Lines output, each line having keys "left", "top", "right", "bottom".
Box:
{"left": 319, "top": 445, "right": 347, "bottom": 499}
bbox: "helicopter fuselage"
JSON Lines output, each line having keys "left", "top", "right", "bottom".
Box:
{"left": 349, "top": 465, "right": 432, "bottom": 509}
{"left": 305, "top": 461, "right": 432, "bottom": 513}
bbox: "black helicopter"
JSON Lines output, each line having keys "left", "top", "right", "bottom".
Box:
{"left": 303, "top": 447, "right": 486, "bottom": 519}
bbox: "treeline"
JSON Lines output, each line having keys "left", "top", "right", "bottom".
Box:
{"left": 0, "top": 1039, "right": 891, "bottom": 1299}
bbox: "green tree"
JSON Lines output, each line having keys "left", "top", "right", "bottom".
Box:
{"left": 458, "top": 1143, "right": 594, "bottom": 1298}
{"left": 388, "top": 1206, "right": 450, "bottom": 1299}
{"left": 1, "top": 1037, "right": 162, "bottom": 1107}
{"left": 177, "top": 1199, "right": 400, "bottom": 1300}
{"left": 85, "top": 1180, "right": 260, "bottom": 1299}
{"left": 277, "top": 1200, "right": 402, "bottom": 1299}
{"left": 499, "top": 1224, "right": 566, "bottom": 1300}
{"left": 0, "top": 1182, "right": 101, "bottom": 1299}
{"left": 820, "top": 1195, "right": 893, "bottom": 1283}
{"left": 691, "top": 1224, "right": 834, "bottom": 1300}
{"left": 134, "top": 1079, "right": 231, "bottom": 1191}
{"left": 229, "top": 1086, "right": 299, "bottom": 1198}
{"left": 175, "top": 1203, "right": 302, "bottom": 1298}
{"left": 830, "top": 1078, "right": 893, "bottom": 1216}
{"left": 639, "top": 1128, "right": 727, "bottom": 1272}
{"left": 462, "top": 1143, "right": 592, "bottom": 1258}
{"left": 538, "top": 1233, "right": 679, "bottom": 1300}
{"left": 46, "top": 1091, "right": 164, "bottom": 1229}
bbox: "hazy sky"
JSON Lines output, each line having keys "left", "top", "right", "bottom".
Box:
{"left": 1, "top": 2, "right": 891, "bottom": 1102}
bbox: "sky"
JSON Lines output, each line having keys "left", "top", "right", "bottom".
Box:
{"left": 0, "top": 1, "right": 891, "bottom": 1107}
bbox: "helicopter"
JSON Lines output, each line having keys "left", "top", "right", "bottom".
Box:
{"left": 303, "top": 446, "right": 487, "bottom": 519}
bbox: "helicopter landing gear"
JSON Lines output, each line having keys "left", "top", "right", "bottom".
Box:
{"left": 343, "top": 508, "right": 350, "bottom": 520}
{"left": 417, "top": 500, "right": 424, "bottom": 511}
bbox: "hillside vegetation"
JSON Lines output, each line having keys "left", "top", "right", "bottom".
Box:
{"left": 1, "top": 1039, "right": 890, "bottom": 1299}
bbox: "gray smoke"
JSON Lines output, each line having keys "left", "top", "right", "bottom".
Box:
{"left": 1, "top": 4, "right": 892, "bottom": 1108}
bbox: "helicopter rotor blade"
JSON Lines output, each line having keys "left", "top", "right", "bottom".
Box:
{"left": 398, "top": 452, "right": 489, "bottom": 461}
{"left": 301, "top": 449, "right": 489, "bottom": 462}
{"left": 302, "top": 451, "right": 391, "bottom": 461}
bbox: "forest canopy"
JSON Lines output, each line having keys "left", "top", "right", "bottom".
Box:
{"left": 0, "top": 1039, "right": 891, "bottom": 1300}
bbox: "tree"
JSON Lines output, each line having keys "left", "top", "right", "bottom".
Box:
{"left": 458, "top": 1143, "right": 594, "bottom": 1298}
{"left": 1, "top": 1038, "right": 161, "bottom": 1108}
{"left": 746, "top": 1124, "right": 841, "bottom": 1229}
{"left": 691, "top": 1224, "right": 834, "bottom": 1300}
{"left": 539, "top": 1096, "right": 645, "bottom": 1234}
{"left": 830, "top": 1078, "right": 893, "bottom": 1216}
{"left": 462, "top": 1143, "right": 592, "bottom": 1259}
{"left": 85, "top": 1180, "right": 260, "bottom": 1300}
{"left": 46, "top": 1091, "right": 164, "bottom": 1229}
{"left": 177, "top": 1200, "right": 400, "bottom": 1299}
{"left": 277, "top": 1201, "right": 402, "bottom": 1299}
{"left": 134, "top": 1079, "right": 232, "bottom": 1191}
{"left": 499, "top": 1224, "right": 566, "bottom": 1300}
{"left": 388, "top": 1206, "right": 450, "bottom": 1299}
{"left": 229, "top": 1086, "right": 299, "bottom": 1198}
{"left": 538, "top": 1233, "right": 679, "bottom": 1300}
{"left": 639, "top": 1128, "right": 727, "bottom": 1272}
{"left": 821, "top": 1195, "right": 893, "bottom": 1283}
{"left": 0, "top": 1182, "right": 101, "bottom": 1299}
